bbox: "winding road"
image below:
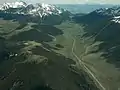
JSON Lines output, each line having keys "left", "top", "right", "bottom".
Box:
{"left": 72, "top": 39, "right": 106, "bottom": 90}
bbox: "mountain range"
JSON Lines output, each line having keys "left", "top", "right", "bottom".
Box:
{"left": 57, "top": 4, "right": 117, "bottom": 14}
{"left": 0, "top": 1, "right": 120, "bottom": 90}
{"left": 0, "top": 1, "right": 70, "bottom": 25}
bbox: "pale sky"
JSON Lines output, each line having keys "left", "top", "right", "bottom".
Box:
{"left": 0, "top": 0, "right": 120, "bottom": 4}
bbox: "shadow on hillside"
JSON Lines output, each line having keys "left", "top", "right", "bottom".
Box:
{"left": 15, "top": 23, "right": 28, "bottom": 30}
{"left": 9, "top": 24, "right": 63, "bottom": 43}
{"left": 0, "top": 12, "right": 39, "bottom": 23}
{"left": 31, "top": 85, "right": 54, "bottom": 90}
{"left": 0, "top": 37, "right": 9, "bottom": 63}
{"left": 32, "top": 46, "right": 73, "bottom": 65}
{"left": 42, "top": 42, "right": 60, "bottom": 50}
{"left": 32, "top": 25, "right": 63, "bottom": 36}
{"left": 73, "top": 12, "right": 111, "bottom": 38}
{"left": 10, "top": 29, "right": 53, "bottom": 42}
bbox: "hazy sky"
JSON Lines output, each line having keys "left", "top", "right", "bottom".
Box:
{"left": 0, "top": 0, "right": 120, "bottom": 4}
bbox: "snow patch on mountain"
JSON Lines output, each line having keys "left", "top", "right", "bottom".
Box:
{"left": 112, "top": 16, "right": 120, "bottom": 23}
{"left": 0, "top": 1, "right": 27, "bottom": 10}
{"left": 93, "top": 6, "right": 120, "bottom": 24}
{"left": 95, "top": 6, "right": 120, "bottom": 16}
{"left": 0, "top": 1, "right": 65, "bottom": 18}
{"left": 112, "top": 19, "right": 120, "bottom": 23}
{"left": 114, "top": 16, "right": 120, "bottom": 19}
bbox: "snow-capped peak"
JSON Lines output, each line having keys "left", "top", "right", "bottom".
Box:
{"left": 0, "top": 1, "right": 27, "bottom": 10}
{"left": 94, "top": 6, "right": 120, "bottom": 16}
{"left": 90, "top": 6, "right": 120, "bottom": 24}
{"left": 114, "top": 16, "right": 120, "bottom": 19}
{"left": 0, "top": 1, "right": 65, "bottom": 18}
